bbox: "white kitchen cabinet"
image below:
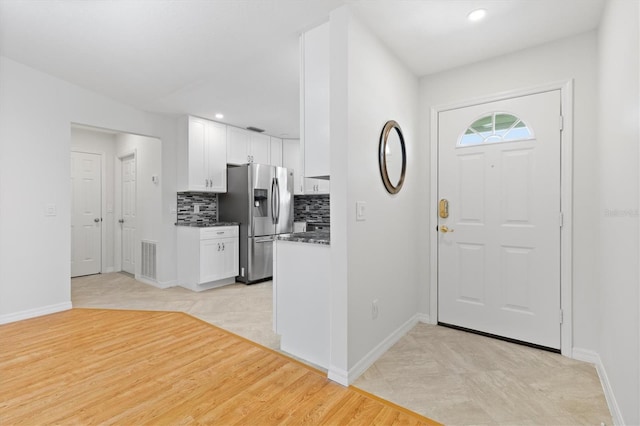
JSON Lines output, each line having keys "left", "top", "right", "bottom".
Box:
{"left": 250, "top": 133, "right": 271, "bottom": 164}
{"left": 178, "top": 226, "right": 239, "bottom": 292}
{"left": 301, "top": 22, "right": 330, "bottom": 178}
{"left": 282, "top": 139, "right": 304, "bottom": 195}
{"left": 178, "top": 116, "right": 227, "bottom": 192}
{"left": 304, "top": 178, "right": 330, "bottom": 195}
{"left": 227, "top": 127, "right": 271, "bottom": 165}
{"left": 270, "top": 137, "right": 283, "bottom": 166}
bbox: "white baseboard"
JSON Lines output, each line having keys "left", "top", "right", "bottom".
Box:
{"left": 345, "top": 314, "right": 420, "bottom": 384}
{"left": 158, "top": 279, "right": 178, "bottom": 289}
{"left": 0, "top": 302, "right": 72, "bottom": 325}
{"left": 572, "top": 347, "right": 624, "bottom": 425}
{"left": 417, "top": 313, "right": 431, "bottom": 323}
{"left": 327, "top": 366, "right": 349, "bottom": 386}
{"left": 135, "top": 276, "right": 175, "bottom": 289}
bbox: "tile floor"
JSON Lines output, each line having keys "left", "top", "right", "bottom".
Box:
{"left": 71, "top": 272, "right": 612, "bottom": 426}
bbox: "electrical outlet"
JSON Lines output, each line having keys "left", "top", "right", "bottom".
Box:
{"left": 194, "top": 204, "right": 200, "bottom": 213}
{"left": 356, "top": 201, "right": 366, "bottom": 221}
{"left": 45, "top": 203, "right": 57, "bottom": 216}
{"left": 305, "top": 205, "right": 309, "bottom": 212}
{"left": 372, "top": 299, "right": 379, "bottom": 319}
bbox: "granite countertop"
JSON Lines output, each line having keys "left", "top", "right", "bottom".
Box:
{"left": 277, "top": 230, "right": 330, "bottom": 245}
{"left": 175, "top": 222, "right": 239, "bottom": 227}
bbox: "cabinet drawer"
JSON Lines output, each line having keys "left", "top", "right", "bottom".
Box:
{"left": 200, "top": 226, "right": 238, "bottom": 239}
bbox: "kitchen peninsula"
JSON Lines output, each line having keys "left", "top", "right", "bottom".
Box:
{"left": 273, "top": 229, "right": 330, "bottom": 369}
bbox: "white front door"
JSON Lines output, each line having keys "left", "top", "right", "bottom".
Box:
{"left": 71, "top": 151, "right": 102, "bottom": 277}
{"left": 121, "top": 154, "right": 136, "bottom": 275}
{"left": 437, "top": 90, "right": 562, "bottom": 349}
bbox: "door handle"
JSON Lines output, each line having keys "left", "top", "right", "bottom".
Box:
{"left": 275, "top": 178, "right": 280, "bottom": 223}
{"left": 271, "top": 178, "right": 277, "bottom": 225}
{"left": 118, "top": 219, "right": 124, "bottom": 224}
{"left": 94, "top": 218, "right": 102, "bottom": 223}
{"left": 440, "top": 225, "right": 454, "bottom": 233}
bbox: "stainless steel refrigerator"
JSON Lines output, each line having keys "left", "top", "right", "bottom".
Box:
{"left": 219, "top": 164, "right": 294, "bottom": 283}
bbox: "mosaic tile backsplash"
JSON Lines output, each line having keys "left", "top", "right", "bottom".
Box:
{"left": 177, "top": 192, "right": 218, "bottom": 225}
{"left": 177, "top": 192, "right": 328, "bottom": 225}
{"left": 294, "top": 194, "right": 330, "bottom": 223}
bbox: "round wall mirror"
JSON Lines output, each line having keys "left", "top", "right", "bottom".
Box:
{"left": 379, "top": 120, "right": 406, "bottom": 194}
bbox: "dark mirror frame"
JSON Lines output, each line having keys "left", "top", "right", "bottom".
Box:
{"left": 379, "top": 120, "right": 407, "bottom": 194}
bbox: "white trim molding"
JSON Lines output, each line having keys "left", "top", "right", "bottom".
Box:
{"left": 429, "top": 80, "right": 574, "bottom": 355}
{"left": 416, "top": 313, "right": 431, "bottom": 323}
{"left": 135, "top": 275, "right": 174, "bottom": 289}
{"left": 573, "top": 348, "right": 625, "bottom": 425}
{"left": 327, "top": 367, "right": 349, "bottom": 386}
{"left": 0, "top": 302, "right": 72, "bottom": 325}
{"left": 342, "top": 314, "right": 420, "bottom": 385}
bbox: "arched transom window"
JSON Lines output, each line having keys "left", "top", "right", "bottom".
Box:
{"left": 458, "top": 112, "right": 534, "bottom": 147}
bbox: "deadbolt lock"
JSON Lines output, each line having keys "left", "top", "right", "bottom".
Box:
{"left": 439, "top": 199, "right": 449, "bottom": 219}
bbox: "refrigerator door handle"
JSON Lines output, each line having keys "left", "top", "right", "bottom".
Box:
{"left": 271, "top": 177, "right": 277, "bottom": 225}
{"left": 275, "top": 178, "right": 281, "bottom": 224}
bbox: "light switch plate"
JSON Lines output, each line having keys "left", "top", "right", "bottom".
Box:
{"left": 356, "top": 201, "right": 366, "bottom": 221}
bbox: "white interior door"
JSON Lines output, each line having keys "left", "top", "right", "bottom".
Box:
{"left": 121, "top": 154, "right": 136, "bottom": 275}
{"left": 437, "top": 90, "right": 562, "bottom": 349}
{"left": 71, "top": 151, "right": 102, "bottom": 277}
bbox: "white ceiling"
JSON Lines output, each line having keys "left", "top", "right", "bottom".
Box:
{"left": 0, "top": 0, "right": 605, "bottom": 139}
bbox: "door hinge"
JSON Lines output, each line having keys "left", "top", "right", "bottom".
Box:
{"left": 559, "top": 212, "right": 564, "bottom": 228}
{"left": 559, "top": 115, "right": 564, "bottom": 131}
{"left": 559, "top": 309, "right": 564, "bottom": 324}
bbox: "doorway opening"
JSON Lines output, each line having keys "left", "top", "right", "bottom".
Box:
{"left": 70, "top": 124, "right": 162, "bottom": 283}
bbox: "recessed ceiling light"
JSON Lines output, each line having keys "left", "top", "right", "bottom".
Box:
{"left": 215, "top": 113, "right": 224, "bottom": 119}
{"left": 467, "top": 8, "right": 487, "bottom": 22}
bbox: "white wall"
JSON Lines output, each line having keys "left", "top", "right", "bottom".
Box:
{"left": 0, "top": 56, "right": 178, "bottom": 322}
{"left": 329, "top": 7, "right": 420, "bottom": 380}
{"left": 597, "top": 1, "right": 640, "bottom": 424}
{"left": 418, "top": 32, "right": 600, "bottom": 352}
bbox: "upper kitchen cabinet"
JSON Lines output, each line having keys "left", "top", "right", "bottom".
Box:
{"left": 282, "top": 139, "right": 304, "bottom": 195}
{"left": 178, "top": 116, "right": 227, "bottom": 193}
{"left": 227, "top": 126, "right": 271, "bottom": 165}
{"left": 270, "top": 137, "right": 283, "bottom": 167}
{"left": 301, "top": 22, "right": 330, "bottom": 179}
{"left": 304, "top": 178, "right": 330, "bottom": 195}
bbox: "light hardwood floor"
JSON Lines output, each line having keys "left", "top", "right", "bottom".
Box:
{"left": 71, "top": 273, "right": 613, "bottom": 425}
{"left": 0, "top": 308, "right": 438, "bottom": 425}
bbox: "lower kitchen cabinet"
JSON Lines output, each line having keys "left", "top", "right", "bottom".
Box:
{"left": 178, "top": 225, "right": 239, "bottom": 291}
{"left": 273, "top": 239, "right": 329, "bottom": 369}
